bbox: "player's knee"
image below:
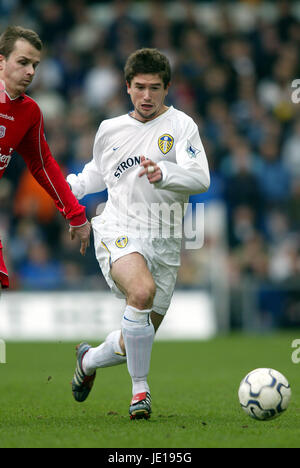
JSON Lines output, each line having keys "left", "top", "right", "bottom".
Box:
{"left": 129, "top": 280, "right": 156, "bottom": 310}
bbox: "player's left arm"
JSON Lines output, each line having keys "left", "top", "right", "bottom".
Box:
{"left": 140, "top": 120, "right": 210, "bottom": 195}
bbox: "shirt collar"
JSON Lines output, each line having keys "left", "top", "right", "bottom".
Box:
{"left": 5, "top": 90, "right": 25, "bottom": 101}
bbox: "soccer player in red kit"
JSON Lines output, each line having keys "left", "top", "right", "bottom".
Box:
{"left": 0, "top": 26, "right": 91, "bottom": 290}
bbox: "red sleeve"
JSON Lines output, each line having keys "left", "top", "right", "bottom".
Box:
{"left": 16, "top": 106, "right": 87, "bottom": 227}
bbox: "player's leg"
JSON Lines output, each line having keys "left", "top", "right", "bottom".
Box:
{"left": 82, "top": 329, "right": 126, "bottom": 376}
{"left": 111, "top": 252, "right": 156, "bottom": 310}
{"left": 116, "top": 310, "right": 164, "bottom": 352}
{"left": 82, "top": 312, "right": 164, "bottom": 380}
{"left": 73, "top": 252, "right": 157, "bottom": 406}
{"left": 111, "top": 252, "right": 156, "bottom": 419}
{"left": 72, "top": 231, "right": 167, "bottom": 407}
{"left": 83, "top": 310, "right": 164, "bottom": 372}
{"left": 72, "top": 231, "right": 151, "bottom": 401}
{"left": 111, "top": 253, "right": 156, "bottom": 384}
{"left": 72, "top": 330, "right": 127, "bottom": 402}
{"left": 82, "top": 251, "right": 158, "bottom": 371}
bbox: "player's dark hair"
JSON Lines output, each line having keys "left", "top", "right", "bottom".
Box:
{"left": 124, "top": 48, "right": 171, "bottom": 89}
{"left": 0, "top": 26, "right": 42, "bottom": 58}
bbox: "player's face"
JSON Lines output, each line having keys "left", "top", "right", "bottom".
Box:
{"left": 0, "top": 39, "right": 40, "bottom": 98}
{"left": 127, "top": 74, "right": 170, "bottom": 123}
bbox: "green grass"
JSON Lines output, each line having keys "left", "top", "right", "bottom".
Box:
{"left": 0, "top": 332, "right": 299, "bottom": 448}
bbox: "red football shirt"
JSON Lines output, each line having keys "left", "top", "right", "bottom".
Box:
{"left": 0, "top": 91, "right": 87, "bottom": 227}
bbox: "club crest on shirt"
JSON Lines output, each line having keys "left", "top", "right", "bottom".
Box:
{"left": 115, "top": 236, "right": 128, "bottom": 248}
{"left": 0, "top": 126, "right": 6, "bottom": 139}
{"left": 158, "top": 134, "right": 174, "bottom": 155}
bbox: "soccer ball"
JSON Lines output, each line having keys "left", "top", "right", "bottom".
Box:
{"left": 238, "top": 368, "right": 291, "bottom": 421}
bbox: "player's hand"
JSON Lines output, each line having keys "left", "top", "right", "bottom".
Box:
{"left": 139, "top": 156, "right": 162, "bottom": 183}
{"left": 69, "top": 221, "right": 91, "bottom": 256}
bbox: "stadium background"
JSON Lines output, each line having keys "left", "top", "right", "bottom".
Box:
{"left": 0, "top": 0, "right": 300, "bottom": 339}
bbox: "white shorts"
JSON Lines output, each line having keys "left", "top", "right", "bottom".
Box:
{"left": 92, "top": 221, "right": 181, "bottom": 316}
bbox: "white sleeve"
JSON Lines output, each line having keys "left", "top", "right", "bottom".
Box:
{"left": 66, "top": 125, "right": 107, "bottom": 200}
{"left": 67, "top": 159, "right": 106, "bottom": 200}
{"left": 155, "top": 119, "right": 210, "bottom": 195}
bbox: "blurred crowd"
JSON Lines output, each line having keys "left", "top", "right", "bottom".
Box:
{"left": 0, "top": 0, "right": 300, "bottom": 328}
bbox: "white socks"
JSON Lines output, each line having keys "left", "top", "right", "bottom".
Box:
{"left": 121, "top": 305, "right": 155, "bottom": 396}
{"left": 82, "top": 329, "right": 126, "bottom": 376}
{"left": 82, "top": 305, "right": 155, "bottom": 397}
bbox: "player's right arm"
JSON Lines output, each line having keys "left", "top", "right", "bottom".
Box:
{"left": 67, "top": 159, "right": 106, "bottom": 199}
{"left": 67, "top": 123, "right": 107, "bottom": 199}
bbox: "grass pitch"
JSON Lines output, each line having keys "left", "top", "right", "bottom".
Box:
{"left": 0, "top": 332, "right": 299, "bottom": 448}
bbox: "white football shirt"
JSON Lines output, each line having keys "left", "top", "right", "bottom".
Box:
{"left": 67, "top": 106, "right": 210, "bottom": 237}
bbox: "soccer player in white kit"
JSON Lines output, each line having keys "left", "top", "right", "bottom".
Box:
{"left": 68, "top": 48, "right": 210, "bottom": 419}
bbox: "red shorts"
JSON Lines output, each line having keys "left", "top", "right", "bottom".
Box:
{"left": 0, "top": 240, "right": 9, "bottom": 289}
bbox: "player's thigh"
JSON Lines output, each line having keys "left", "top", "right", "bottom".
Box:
{"left": 111, "top": 252, "right": 156, "bottom": 305}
